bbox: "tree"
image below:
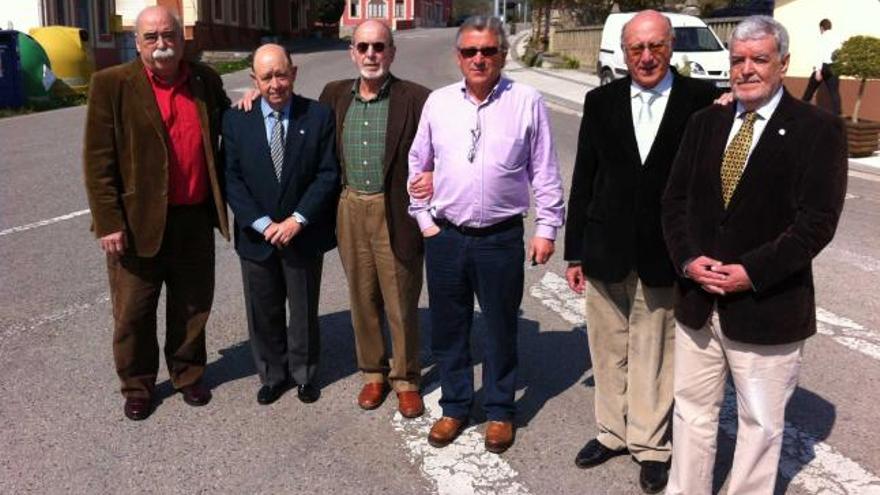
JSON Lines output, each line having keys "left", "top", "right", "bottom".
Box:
{"left": 313, "top": 0, "right": 344, "bottom": 24}
{"left": 832, "top": 35, "right": 880, "bottom": 122}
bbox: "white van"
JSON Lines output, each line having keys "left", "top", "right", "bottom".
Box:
{"left": 597, "top": 12, "right": 730, "bottom": 88}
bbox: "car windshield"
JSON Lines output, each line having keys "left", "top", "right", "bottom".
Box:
{"left": 673, "top": 27, "right": 723, "bottom": 52}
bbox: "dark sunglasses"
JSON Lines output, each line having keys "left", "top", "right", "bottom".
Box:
{"left": 354, "top": 42, "right": 386, "bottom": 54}
{"left": 458, "top": 46, "right": 501, "bottom": 58}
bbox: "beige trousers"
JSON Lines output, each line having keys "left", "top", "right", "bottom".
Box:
{"left": 337, "top": 188, "right": 422, "bottom": 392}
{"left": 666, "top": 314, "right": 804, "bottom": 495}
{"left": 585, "top": 272, "right": 675, "bottom": 462}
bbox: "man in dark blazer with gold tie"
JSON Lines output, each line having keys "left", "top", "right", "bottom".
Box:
{"left": 564, "top": 10, "right": 720, "bottom": 493}
{"left": 318, "top": 20, "right": 430, "bottom": 418}
{"left": 83, "top": 6, "right": 230, "bottom": 421}
{"left": 224, "top": 44, "right": 339, "bottom": 406}
{"left": 662, "top": 16, "right": 847, "bottom": 494}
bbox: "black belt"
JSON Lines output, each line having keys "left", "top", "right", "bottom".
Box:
{"left": 435, "top": 216, "right": 523, "bottom": 237}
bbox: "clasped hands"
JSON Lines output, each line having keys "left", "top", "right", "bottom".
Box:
{"left": 264, "top": 217, "right": 302, "bottom": 248}
{"left": 685, "top": 255, "right": 752, "bottom": 295}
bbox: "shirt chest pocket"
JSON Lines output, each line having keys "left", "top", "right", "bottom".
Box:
{"left": 489, "top": 135, "right": 527, "bottom": 170}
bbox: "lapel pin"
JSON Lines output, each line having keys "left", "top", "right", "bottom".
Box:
{"left": 299, "top": 129, "right": 305, "bottom": 135}
{"left": 778, "top": 128, "right": 786, "bottom": 136}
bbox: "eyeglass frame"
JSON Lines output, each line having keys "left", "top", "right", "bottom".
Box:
{"left": 353, "top": 41, "right": 388, "bottom": 54}
{"left": 621, "top": 39, "right": 672, "bottom": 58}
{"left": 458, "top": 46, "right": 502, "bottom": 59}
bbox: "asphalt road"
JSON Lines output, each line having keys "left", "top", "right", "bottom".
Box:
{"left": 1, "top": 27, "right": 879, "bottom": 494}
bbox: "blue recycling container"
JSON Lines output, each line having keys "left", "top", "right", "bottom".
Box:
{"left": 0, "top": 30, "right": 25, "bottom": 108}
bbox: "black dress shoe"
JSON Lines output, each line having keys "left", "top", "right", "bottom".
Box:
{"left": 296, "top": 383, "right": 320, "bottom": 403}
{"left": 181, "top": 381, "right": 212, "bottom": 407}
{"left": 124, "top": 397, "right": 153, "bottom": 421}
{"left": 574, "top": 439, "right": 626, "bottom": 469}
{"left": 638, "top": 461, "right": 669, "bottom": 494}
{"left": 257, "top": 382, "right": 288, "bottom": 405}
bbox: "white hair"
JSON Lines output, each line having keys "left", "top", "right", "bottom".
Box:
{"left": 730, "top": 15, "right": 789, "bottom": 58}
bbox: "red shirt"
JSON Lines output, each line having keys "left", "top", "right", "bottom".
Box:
{"left": 145, "top": 63, "right": 209, "bottom": 205}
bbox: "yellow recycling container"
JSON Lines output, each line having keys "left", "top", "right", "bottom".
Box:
{"left": 28, "top": 26, "right": 94, "bottom": 95}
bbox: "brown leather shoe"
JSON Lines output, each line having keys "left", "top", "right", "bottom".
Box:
{"left": 357, "top": 382, "right": 389, "bottom": 410}
{"left": 428, "top": 416, "right": 467, "bottom": 448}
{"left": 181, "top": 381, "right": 212, "bottom": 407}
{"left": 484, "top": 421, "right": 515, "bottom": 454}
{"left": 123, "top": 397, "right": 152, "bottom": 421}
{"left": 397, "top": 391, "right": 425, "bottom": 418}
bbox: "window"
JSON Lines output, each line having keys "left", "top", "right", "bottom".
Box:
{"left": 350, "top": 0, "right": 360, "bottom": 18}
{"left": 96, "top": 0, "right": 110, "bottom": 35}
{"left": 368, "top": 0, "right": 385, "bottom": 18}
{"left": 229, "top": 0, "right": 239, "bottom": 23}
{"left": 394, "top": 0, "right": 404, "bottom": 18}
{"left": 262, "top": 0, "right": 271, "bottom": 28}
{"left": 290, "top": 1, "right": 300, "bottom": 29}
{"left": 248, "top": 0, "right": 258, "bottom": 27}
{"left": 213, "top": 0, "right": 224, "bottom": 23}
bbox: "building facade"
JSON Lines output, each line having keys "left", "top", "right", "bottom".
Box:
{"left": 339, "top": 0, "right": 451, "bottom": 36}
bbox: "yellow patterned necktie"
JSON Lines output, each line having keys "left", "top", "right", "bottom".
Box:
{"left": 720, "top": 111, "right": 758, "bottom": 207}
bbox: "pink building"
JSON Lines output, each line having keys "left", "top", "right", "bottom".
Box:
{"left": 339, "top": 0, "right": 451, "bottom": 36}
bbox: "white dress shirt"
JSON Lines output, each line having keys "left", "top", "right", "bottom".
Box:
{"left": 725, "top": 87, "right": 784, "bottom": 170}
{"left": 631, "top": 70, "right": 673, "bottom": 164}
{"left": 815, "top": 30, "right": 842, "bottom": 70}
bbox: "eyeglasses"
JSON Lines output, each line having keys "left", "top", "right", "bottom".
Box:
{"left": 467, "top": 117, "right": 482, "bottom": 163}
{"left": 140, "top": 31, "right": 177, "bottom": 45}
{"left": 354, "top": 42, "right": 387, "bottom": 54}
{"left": 623, "top": 41, "right": 670, "bottom": 58}
{"left": 458, "top": 46, "right": 501, "bottom": 58}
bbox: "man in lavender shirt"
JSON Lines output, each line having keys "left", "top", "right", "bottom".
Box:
{"left": 408, "top": 15, "right": 565, "bottom": 454}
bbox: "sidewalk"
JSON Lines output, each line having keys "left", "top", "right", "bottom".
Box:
{"left": 503, "top": 30, "right": 880, "bottom": 175}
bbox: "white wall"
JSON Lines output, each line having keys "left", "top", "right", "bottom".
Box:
{"left": 2, "top": 1, "right": 42, "bottom": 32}
{"left": 775, "top": 0, "right": 880, "bottom": 77}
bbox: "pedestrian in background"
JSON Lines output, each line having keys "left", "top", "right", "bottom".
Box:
{"left": 83, "top": 5, "right": 230, "bottom": 421}
{"left": 224, "top": 44, "right": 339, "bottom": 406}
{"left": 319, "top": 20, "right": 431, "bottom": 419}
{"left": 563, "top": 10, "right": 720, "bottom": 493}
{"left": 801, "top": 18, "right": 842, "bottom": 115}
{"left": 409, "top": 15, "right": 565, "bottom": 454}
{"left": 663, "top": 16, "right": 847, "bottom": 494}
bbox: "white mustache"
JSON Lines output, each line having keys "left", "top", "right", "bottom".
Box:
{"left": 152, "top": 47, "right": 176, "bottom": 60}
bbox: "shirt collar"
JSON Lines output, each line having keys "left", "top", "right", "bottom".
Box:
{"left": 735, "top": 86, "right": 784, "bottom": 121}
{"left": 630, "top": 70, "right": 673, "bottom": 98}
{"left": 144, "top": 61, "right": 189, "bottom": 88}
{"left": 350, "top": 75, "right": 393, "bottom": 102}
{"left": 458, "top": 76, "right": 510, "bottom": 105}
{"left": 261, "top": 97, "right": 292, "bottom": 120}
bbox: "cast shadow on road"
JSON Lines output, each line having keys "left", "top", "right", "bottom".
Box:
{"left": 710, "top": 386, "right": 836, "bottom": 495}
{"left": 155, "top": 307, "right": 591, "bottom": 431}
{"left": 418, "top": 309, "right": 592, "bottom": 429}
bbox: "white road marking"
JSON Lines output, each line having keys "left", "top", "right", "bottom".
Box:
{"left": 825, "top": 246, "right": 880, "bottom": 273}
{"left": 530, "top": 271, "right": 880, "bottom": 494}
{"left": 1, "top": 293, "right": 110, "bottom": 350}
{"left": 0, "top": 209, "right": 90, "bottom": 237}
{"left": 392, "top": 388, "right": 531, "bottom": 495}
{"left": 816, "top": 308, "right": 880, "bottom": 361}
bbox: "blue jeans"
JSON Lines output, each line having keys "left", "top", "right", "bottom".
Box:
{"left": 424, "top": 221, "right": 525, "bottom": 421}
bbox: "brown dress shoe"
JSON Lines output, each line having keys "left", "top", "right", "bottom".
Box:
{"left": 428, "top": 416, "right": 467, "bottom": 448}
{"left": 124, "top": 397, "right": 152, "bottom": 421}
{"left": 397, "top": 391, "right": 425, "bottom": 418}
{"left": 181, "top": 381, "right": 212, "bottom": 407}
{"left": 357, "top": 382, "right": 389, "bottom": 410}
{"left": 484, "top": 421, "right": 515, "bottom": 454}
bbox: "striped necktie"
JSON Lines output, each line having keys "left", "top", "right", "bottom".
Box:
{"left": 720, "top": 111, "right": 758, "bottom": 207}
{"left": 270, "top": 111, "right": 285, "bottom": 181}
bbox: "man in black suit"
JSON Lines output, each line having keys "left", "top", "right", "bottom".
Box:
{"left": 224, "top": 44, "right": 340, "bottom": 405}
{"left": 564, "top": 10, "right": 719, "bottom": 493}
{"left": 662, "top": 16, "right": 846, "bottom": 494}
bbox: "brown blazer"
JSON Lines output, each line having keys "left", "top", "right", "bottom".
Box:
{"left": 83, "top": 58, "right": 231, "bottom": 257}
{"left": 318, "top": 75, "right": 429, "bottom": 262}
{"left": 662, "top": 90, "right": 847, "bottom": 345}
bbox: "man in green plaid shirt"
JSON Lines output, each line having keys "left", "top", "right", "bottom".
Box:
{"left": 319, "top": 20, "right": 431, "bottom": 418}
